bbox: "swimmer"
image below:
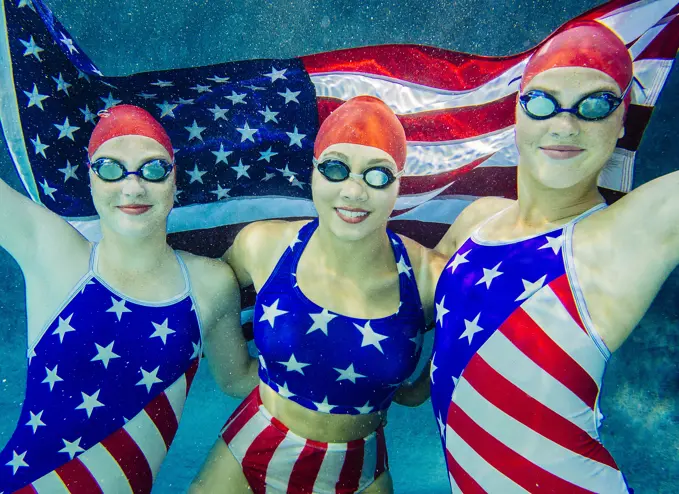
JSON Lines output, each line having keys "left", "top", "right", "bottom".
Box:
{"left": 431, "top": 22, "right": 678, "bottom": 492}
{"left": 190, "top": 96, "right": 446, "bottom": 493}
{"left": 0, "top": 105, "right": 257, "bottom": 492}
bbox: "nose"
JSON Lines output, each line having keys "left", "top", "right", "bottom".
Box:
{"left": 340, "top": 176, "right": 368, "bottom": 202}
{"left": 548, "top": 112, "right": 581, "bottom": 139}
{"left": 120, "top": 173, "right": 146, "bottom": 197}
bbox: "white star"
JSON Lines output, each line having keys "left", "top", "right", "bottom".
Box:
{"left": 334, "top": 363, "right": 366, "bottom": 383}
{"left": 225, "top": 90, "right": 247, "bottom": 105}
{"left": 539, "top": 234, "right": 565, "bottom": 255}
{"left": 261, "top": 172, "right": 276, "bottom": 182}
{"left": 515, "top": 275, "right": 547, "bottom": 302}
{"left": 31, "top": 135, "right": 49, "bottom": 158}
{"left": 475, "top": 261, "right": 503, "bottom": 289}
{"left": 313, "top": 396, "right": 335, "bottom": 413}
{"left": 101, "top": 80, "right": 118, "bottom": 89}
{"left": 191, "top": 84, "right": 212, "bottom": 93}
{"left": 436, "top": 296, "right": 450, "bottom": 327}
{"left": 27, "top": 347, "right": 36, "bottom": 365}
{"left": 277, "top": 354, "right": 311, "bottom": 375}
{"left": 23, "top": 84, "right": 49, "bottom": 110}
{"left": 459, "top": 313, "right": 484, "bottom": 344}
{"left": 57, "top": 160, "right": 79, "bottom": 182}
{"left": 18, "top": 0, "right": 36, "bottom": 10}
{"left": 100, "top": 92, "right": 121, "bottom": 110}
{"left": 278, "top": 88, "right": 301, "bottom": 104}
{"left": 52, "top": 313, "right": 75, "bottom": 343}
{"left": 307, "top": 308, "right": 337, "bottom": 335}
{"left": 190, "top": 341, "right": 202, "bottom": 360}
{"left": 75, "top": 389, "right": 104, "bottom": 418}
{"left": 278, "top": 164, "right": 298, "bottom": 179}
{"left": 90, "top": 65, "right": 103, "bottom": 76}
{"left": 80, "top": 105, "right": 96, "bottom": 124}
{"left": 211, "top": 184, "right": 231, "bottom": 200}
{"left": 58, "top": 32, "right": 78, "bottom": 53}
{"left": 259, "top": 299, "right": 288, "bottom": 328}
{"left": 59, "top": 438, "right": 85, "bottom": 459}
{"left": 290, "top": 177, "right": 305, "bottom": 189}
{"left": 430, "top": 353, "right": 438, "bottom": 384}
{"left": 39, "top": 179, "right": 57, "bottom": 201}
{"left": 186, "top": 164, "right": 208, "bottom": 184}
{"left": 212, "top": 143, "right": 233, "bottom": 164}
{"left": 447, "top": 250, "right": 470, "bottom": 274}
{"left": 286, "top": 126, "right": 306, "bottom": 147}
{"left": 185, "top": 120, "right": 206, "bottom": 142}
{"left": 25, "top": 410, "right": 45, "bottom": 433}
{"left": 410, "top": 332, "right": 422, "bottom": 349}
{"left": 106, "top": 297, "right": 131, "bottom": 321}
{"left": 52, "top": 73, "right": 72, "bottom": 95}
{"left": 231, "top": 159, "right": 251, "bottom": 180}
{"left": 258, "top": 147, "right": 278, "bottom": 163}
{"left": 265, "top": 67, "right": 288, "bottom": 82}
{"left": 151, "top": 79, "right": 173, "bottom": 87}
{"left": 20, "top": 36, "right": 43, "bottom": 60}
{"left": 136, "top": 366, "right": 163, "bottom": 393}
{"left": 207, "top": 75, "right": 230, "bottom": 83}
{"left": 6, "top": 450, "right": 28, "bottom": 474}
{"left": 437, "top": 413, "right": 446, "bottom": 438}
{"left": 354, "top": 321, "right": 389, "bottom": 353}
{"left": 77, "top": 69, "right": 90, "bottom": 81}
{"left": 288, "top": 234, "right": 301, "bottom": 251}
{"left": 236, "top": 121, "right": 258, "bottom": 143}
{"left": 176, "top": 97, "right": 195, "bottom": 105}
{"left": 452, "top": 375, "right": 459, "bottom": 386}
{"left": 137, "top": 92, "right": 157, "bottom": 100}
{"left": 355, "top": 401, "right": 373, "bottom": 414}
{"left": 258, "top": 106, "right": 279, "bottom": 123}
{"left": 156, "top": 101, "right": 178, "bottom": 119}
{"left": 208, "top": 104, "right": 229, "bottom": 121}
{"left": 277, "top": 382, "right": 295, "bottom": 398}
{"left": 54, "top": 117, "right": 80, "bottom": 140}
{"left": 174, "top": 189, "right": 183, "bottom": 203}
{"left": 150, "top": 318, "right": 175, "bottom": 344}
{"left": 91, "top": 341, "right": 120, "bottom": 369}
{"left": 396, "top": 255, "right": 412, "bottom": 278}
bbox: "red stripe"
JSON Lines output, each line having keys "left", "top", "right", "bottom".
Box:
{"left": 464, "top": 353, "right": 619, "bottom": 469}
{"left": 398, "top": 155, "right": 496, "bottom": 196}
{"left": 498, "top": 307, "right": 600, "bottom": 410}
{"left": 287, "top": 439, "right": 327, "bottom": 494}
{"left": 445, "top": 449, "right": 487, "bottom": 493}
{"left": 549, "top": 274, "right": 587, "bottom": 333}
{"left": 636, "top": 14, "right": 679, "bottom": 60}
{"left": 336, "top": 438, "right": 365, "bottom": 494}
{"left": 144, "top": 391, "right": 179, "bottom": 449}
{"left": 221, "top": 390, "right": 260, "bottom": 444}
{"left": 317, "top": 96, "right": 517, "bottom": 141}
{"left": 14, "top": 485, "right": 38, "bottom": 494}
{"left": 185, "top": 360, "right": 200, "bottom": 392}
{"left": 241, "top": 424, "right": 288, "bottom": 494}
{"left": 55, "top": 457, "right": 103, "bottom": 494}
{"left": 447, "top": 402, "right": 595, "bottom": 493}
{"left": 101, "top": 428, "right": 153, "bottom": 494}
{"left": 374, "top": 426, "right": 388, "bottom": 479}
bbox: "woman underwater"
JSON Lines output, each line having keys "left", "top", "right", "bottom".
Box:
{"left": 190, "top": 96, "right": 446, "bottom": 493}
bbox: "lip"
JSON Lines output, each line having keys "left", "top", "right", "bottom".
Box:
{"left": 540, "top": 145, "right": 585, "bottom": 160}
{"left": 117, "top": 204, "right": 152, "bottom": 215}
{"left": 335, "top": 207, "right": 370, "bottom": 224}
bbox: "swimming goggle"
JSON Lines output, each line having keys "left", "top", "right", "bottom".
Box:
{"left": 90, "top": 158, "right": 174, "bottom": 182}
{"left": 312, "top": 158, "right": 404, "bottom": 189}
{"left": 519, "top": 79, "right": 633, "bottom": 121}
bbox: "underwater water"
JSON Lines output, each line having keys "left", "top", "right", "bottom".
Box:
{"left": 0, "top": 0, "right": 678, "bottom": 492}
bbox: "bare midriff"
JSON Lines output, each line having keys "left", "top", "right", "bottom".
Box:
{"left": 259, "top": 382, "right": 385, "bottom": 443}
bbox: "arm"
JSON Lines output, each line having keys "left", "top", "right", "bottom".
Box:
{"left": 393, "top": 360, "right": 432, "bottom": 407}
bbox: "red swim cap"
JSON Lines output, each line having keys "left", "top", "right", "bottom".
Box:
{"left": 521, "top": 21, "right": 633, "bottom": 99}
{"left": 314, "top": 96, "right": 407, "bottom": 170}
{"left": 88, "top": 104, "right": 174, "bottom": 160}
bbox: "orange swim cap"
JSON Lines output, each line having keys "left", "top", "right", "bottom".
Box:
{"left": 314, "top": 96, "right": 407, "bottom": 170}
{"left": 88, "top": 105, "right": 174, "bottom": 160}
{"left": 521, "top": 21, "right": 633, "bottom": 100}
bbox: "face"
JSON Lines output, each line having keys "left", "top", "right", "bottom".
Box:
{"left": 89, "top": 135, "right": 175, "bottom": 238}
{"left": 312, "top": 143, "right": 401, "bottom": 242}
{"left": 515, "top": 67, "right": 626, "bottom": 190}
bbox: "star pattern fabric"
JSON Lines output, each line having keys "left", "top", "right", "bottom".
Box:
{"left": 254, "top": 220, "right": 426, "bottom": 415}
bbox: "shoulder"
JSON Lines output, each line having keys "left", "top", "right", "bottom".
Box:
{"left": 178, "top": 251, "right": 239, "bottom": 301}
{"left": 399, "top": 235, "right": 448, "bottom": 293}
{"left": 234, "top": 219, "right": 310, "bottom": 256}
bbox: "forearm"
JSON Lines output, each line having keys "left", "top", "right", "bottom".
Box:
{"left": 393, "top": 360, "right": 432, "bottom": 407}
{"left": 208, "top": 353, "right": 260, "bottom": 399}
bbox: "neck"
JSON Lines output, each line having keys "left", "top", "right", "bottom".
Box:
{"left": 97, "top": 224, "right": 173, "bottom": 276}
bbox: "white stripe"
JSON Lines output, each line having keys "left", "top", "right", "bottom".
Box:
{"left": 598, "top": 0, "right": 678, "bottom": 44}
{"left": 228, "top": 409, "right": 271, "bottom": 462}
{"left": 32, "top": 470, "right": 70, "bottom": 494}
{"left": 264, "top": 431, "right": 305, "bottom": 492}
{"left": 634, "top": 58, "right": 675, "bottom": 106}
{"left": 311, "top": 59, "right": 527, "bottom": 114}
{"left": 123, "top": 410, "right": 168, "bottom": 480}
{"left": 359, "top": 433, "right": 378, "bottom": 487}
{"left": 448, "top": 472, "right": 462, "bottom": 493}
{"left": 445, "top": 424, "right": 528, "bottom": 494}
{"left": 629, "top": 20, "right": 669, "bottom": 60}
{"left": 393, "top": 196, "right": 474, "bottom": 224}
{"left": 477, "top": 141, "right": 519, "bottom": 168}
{"left": 78, "top": 443, "right": 133, "bottom": 494}
{"left": 164, "top": 373, "right": 188, "bottom": 422}
{"left": 312, "top": 442, "right": 347, "bottom": 493}
{"left": 600, "top": 148, "right": 635, "bottom": 193}
{"left": 477, "top": 329, "right": 600, "bottom": 438}
{"left": 454, "top": 378, "right": 628, "bottom": 492}
{"left": 0, "top": 0, "right": 41, "bottom": 202}
{"left": 522, "top": 285, "right": 607, "bottom": 384}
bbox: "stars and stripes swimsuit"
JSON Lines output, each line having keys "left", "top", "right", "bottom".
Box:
{"left": 221, "top": 219, "right": 426, "bottom": 493}
{"left": 430, "top": 204, "right": 630, "bottom": 493}
{"left": 0, "top": 244, "right": 202, "bottom": 494}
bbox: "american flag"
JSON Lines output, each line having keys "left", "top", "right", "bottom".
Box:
{"left": 1, "top": 0, "right": 678, "bottom": 264}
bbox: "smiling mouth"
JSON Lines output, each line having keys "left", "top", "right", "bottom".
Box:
{"left": 117, "top": 205, "right": 152, "bottom": 215}
{"left": 335, "top": 207, "right": 370, "bottom": 224}
{"left": 540, "top": 146, "right": 585, "bottom": 160}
